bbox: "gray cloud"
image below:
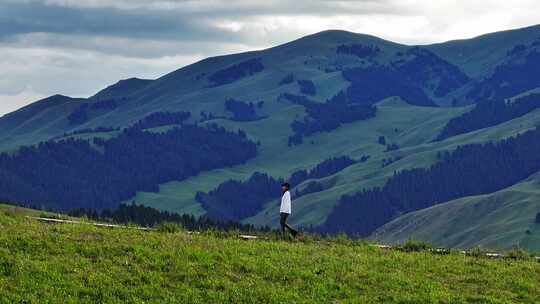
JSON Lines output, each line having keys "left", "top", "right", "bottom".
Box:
{"left": 0, "top": 1, "right": 241, "bottom": 42}
{"left": 1, "top": 0, "right": 539, "bottom": 116}
{"left": 24, "top": 0, "right": 408, "bottom": 17}
{"left": 0, "top": 0, "right": 407, "bottom": 50}
{"left": 6, "top": 32, "right": 252, "bottom": 58}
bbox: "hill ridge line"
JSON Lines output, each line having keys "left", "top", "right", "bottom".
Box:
{"left": 28, "top": 216, "right": 540, "bottom": 260}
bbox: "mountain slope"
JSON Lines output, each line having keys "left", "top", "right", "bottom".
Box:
{"left": 426, "top": 24, "right": 540, "bottom": 78}
{"left": 137, "top": 100, "right": 540, "bottom": 231}
{"left": 373, "top": 172, "right": 540, "bottom": 252}
{"left": 0, "top": 29, "right": 458, "bottom": 150}
{"left": 130, "top": 98, "right": 465, "bottom": 221}
{"left": 2, "top": 25, "right": 540, "bottom": 250}
{"left": 3, "top": 26, "right": 540, "bottom": 151}
{"left": 90, "top": 77, "right": 153, "bottom": 101}
{"left": 0, "top": 95, "right": 85, "bottom": 151}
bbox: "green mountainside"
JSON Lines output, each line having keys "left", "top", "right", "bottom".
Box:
{"left": 373, "top": 172, "right": 540, "bottom": 252}
{"left": 2, "top": 24, "right": 540, "bottom": 250}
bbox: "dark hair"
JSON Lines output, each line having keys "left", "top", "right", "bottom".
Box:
{"left": 281, "top": 182, "right": 290, "bottom": 189}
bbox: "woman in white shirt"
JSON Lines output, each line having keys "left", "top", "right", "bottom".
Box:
{"left": 280, "top": 182, "right": 298, "bottom": 238}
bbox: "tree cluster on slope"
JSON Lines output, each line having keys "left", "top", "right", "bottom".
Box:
{"left": 294, "top": 181, "right": 325, "bottom": 198}
{"left": 67, "top": 104, "right": 89, "bottom": 125}
{"left": 67, "top": 99, "right": 120, "bottom": 125}
{"left": 196, "top": 156, "right": 357, "bottom": 221}
{"left": 208, "top": 58, "right": 264, "bottom": 86}
{"left": 321, "top": 126, "right": 540, "bottom": 236}
{"left": 336, "top": 44, "right": 381, "bottom": 58}
{"left": 297, "top": 80, "right": 316, "bottom": 96}
{"left": 436, "top": 93, "right": 540, "bottom": 141}
{"left": 0, "top": 116, "right": 257, "bottom": 212}
{"left": 224, "top": 98, "right": 265, "bottom": 121}
{"left": 130, "top": 111, "right": 191, "bottom": 130}
{"left": 343, "top": 66, "right": 437, "bottom": 107}
{"left": 467, "top": 42, "right": 540, "bottom": 101}
{"left": 391, "top": 47, "right": 470, "bottom": 98}
{"left": 69, "top": 203, "right": 268, "bottom": 233}
{"left": 279, "top": 74, "right": 295, "bottom": 85}
{"left": 341, "top": 47, "right": 468, "bottom": 105}
{"left": 280, "top": 92, "right": 376, "bottom": 146}
{"left": 384, "top": 143, "right": 400, "bottom": 152}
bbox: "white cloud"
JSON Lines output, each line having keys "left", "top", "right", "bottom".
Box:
{"left": 9, "top": 32, "right": 253, "bottom": 58}
{"left": 0, "top": 45, "right": 205, "bottom": 115}
{"left": 0, "top": 0, "right": 539, "bottom": 115}
{"left": 0, "top": 89, "right": 46, "bottom": 116}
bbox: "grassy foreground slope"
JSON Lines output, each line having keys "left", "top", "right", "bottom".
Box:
{"left": 1, "top": 206, "right": 540, "bottom": 303}
{"left": 373, "top": 172, "right": 540, "bottom": 252}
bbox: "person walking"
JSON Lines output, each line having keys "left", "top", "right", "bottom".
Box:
{"left": 279, "top": 182, "right": 298, "bottom": 238}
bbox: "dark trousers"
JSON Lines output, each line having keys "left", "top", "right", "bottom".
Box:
{"left": 280, "top": 212, "right": 297, "bottom": 236}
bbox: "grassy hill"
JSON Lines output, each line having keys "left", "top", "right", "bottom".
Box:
{"left": 426, "top": 24, "right": 540, "bottom": 78}
{"left": 131, "top": 100, "right": 540, "bottom": 231}
{"left": 2, "top": 25, "right": 540, "bottom": 251}
{"left": 1, "top": 205, "right": 539, "bottom": 303}
{"left": 3, "top": 26, "right": 540, "bottom": 152}
{"left": 127, "top": 98, "right": 467, "bottom": 221}
{"left": 373, "top": 172, "right": 540, "bottom": 252}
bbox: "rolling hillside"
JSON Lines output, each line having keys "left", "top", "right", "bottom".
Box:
{"left": 373, "top": 172, "right": 540, "bottom": 252}
{"left": 1, "top": 205, "right": 539, "bottom": 303}
{"left": 1, "top": 24, "right": 540, "bottom": 250}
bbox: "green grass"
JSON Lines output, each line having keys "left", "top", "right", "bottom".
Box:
{"left": 130, "top": 98, "right": 540, "bottom": 233}
{"left": 1, "top": 208, "right": 539, "bottom": 303}
{"left": 0, "top": 209, "right": 540, "bottom": 303}
{"left": 426, "top": 24, "right": 540, "bottom": 78}
{"left": 128, "top": 98, "right": 468, "bottom": 222}
{"left": 0, "top": 203, "right": 59, "bottom": 218}
{"left": 3, "top": 26, "right": 540, "bottom": 254}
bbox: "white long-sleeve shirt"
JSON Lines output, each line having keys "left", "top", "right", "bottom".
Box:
{"left": 280, "top": 191, "right": 291, "bottom": 214}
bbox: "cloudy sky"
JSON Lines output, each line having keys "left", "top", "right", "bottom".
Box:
{"left": 1, "top": 0, "right": 539, "bottom": 115}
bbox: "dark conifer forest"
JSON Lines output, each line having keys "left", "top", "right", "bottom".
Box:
{"left": 67, "top": 103, "right": 90, "bottom": 125}
{"left": 280, "top": 92, "right": 377, "bottom": 145}
{"left": 294, "top": 181, "right": 326, "bottom": 198}
{"left": 297, "top": 79, "right": 316, "bottom": 95}
{"left": 343, "top": 66, "right": 437, "bottom": 107}
{"left": 322, "top": 126, "right": 540, "bottom": 236}
{"left": 341, "top": 47, "right": 469, "bottom": 106}
{"left": 393, "top": 47, "right": 470, "bottom": 98}
{"left": 0, "top": 115, "right": 257, "bottom": 212}
{"left": 67, "top": 99, "right": 120, "bottom": 125}
{"left": 2, "top": 26, "right": 540, "bottom": 247}
{"left": 130, "top": 111, "right": 191, "bottom": 130}
{"left": 336, "top": 44, "right": 381, "bottom": 58}
{"left": 69, "top": 203, "right": 268, "bottom": 232}
{"left": 436, "top": 93, "right": 540, "bottom": 141}
{"left": 209, "top": 58, "right": 264, "bottom": 86}
{"left": 467, "top": 46, "right": 540, "bottom": 101}
{"left": 279, "top": 73, "right": 295, "bottom": 85}
{"left": 197, "top": 156, "right": 357, "bottom": 221}
{"left": 224, "top": 98, "right": 265, "bottom": 121}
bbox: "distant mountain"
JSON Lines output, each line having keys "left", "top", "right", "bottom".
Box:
{"left": 0, "top": 94, "right": 85, "bottom": 150}
{"left": 426, "top": 24, "right": 540, "bottom": 78}
{"left": 1, "top": 24, "right": 540, "bottom": 250}
{"left": 90, "top": 77, "right": 153, "bottom": 101}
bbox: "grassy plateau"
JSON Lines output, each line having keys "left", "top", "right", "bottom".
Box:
{"left": 1, "top": 205, "right": 539, "bottom": 303}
